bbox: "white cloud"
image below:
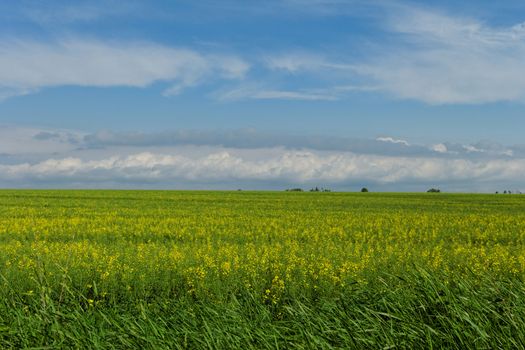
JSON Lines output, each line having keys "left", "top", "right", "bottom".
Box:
{"left": 376, "top": 137, "right": 409, "bottom": 146}
{"left": 258, "top": 7, "right": 525, "bottom": 104}
{"left": 358, "top": 9, "right": 525, "bottom": 104}
{"left": 431, "top": 143, "right": 448, "bottom": 153}
{"left": 250, "top": 90, "right": 338, "bottom": 100}
{"left": 0, "top": 87, "right": 35, "bottom": 101}
{"left": 214, "top": 82, "right": 382, "bottom": 101}
{"left": 265, "top": 53, "right": 356, "bottom": 73}
{"left": 463, "top": 145, "right": 483, "bottom": 153}
{"left": 4, "top": 3, "right": 523, "bottom": 105}
{"left": 1, "top": 149, "right": 525, "bottom": 190}
{"left": 215, "top": 86, "right": 339, "bottom": 101}
{"left": 1, "top": 125, "right": 523, "bottom": 190}
{"left": 0, "top": 39, "right": 249, "bottom": 98}
{"left": 460, "top": 143, "right": 514, "bottom": 157}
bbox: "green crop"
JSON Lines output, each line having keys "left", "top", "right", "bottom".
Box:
{"left": 1, "top": 190, "right": 525, "bottom": 348}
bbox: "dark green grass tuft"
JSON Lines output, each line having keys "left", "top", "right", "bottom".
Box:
{"left": 2, "top": 270, "right": 525, "bottom": 349}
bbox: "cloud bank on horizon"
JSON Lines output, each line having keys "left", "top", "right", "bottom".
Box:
{"left": 0, "top": 0, "right": 524, "bottom": 191}
{"left": 0, "top": 125, "right": 522, "bottom": 192}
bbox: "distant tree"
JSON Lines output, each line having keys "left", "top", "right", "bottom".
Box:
{"left": 495, "top": 191, "right": 499, "bottom": 194}
{"left": 286, "top": 188, "right": 303, "bottom": 192}
{"left": 310, "top": 187, "right": 320, "bottom": 192}
{"left": 361, "top": 187, "right": 369, "bottom": 192}
{"left": 427, "top": 188, "right": 441, "bottom": 193}
{"left": 504, "top": 190, "right": 508, "bottom": 194}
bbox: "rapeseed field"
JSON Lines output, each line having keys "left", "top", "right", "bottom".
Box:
{"left": 1, "top": 190, "right": 525, "bottom": 348}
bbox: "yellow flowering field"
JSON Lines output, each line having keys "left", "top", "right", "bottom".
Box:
{"left": 1, "top": 190, "right": 525, "bottom": 348}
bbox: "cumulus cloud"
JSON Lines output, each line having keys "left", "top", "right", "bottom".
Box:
{"left": 0, "top": 125, "right": 521, "bottom": 190}
{"left": 0, "top": 39, "right": 249, "bottom": 99}
{"left": 2, "top": 125, "right": 525, "bottom": 190}
{"left": 1, "top": 149, "right": 524, "bottom": 191}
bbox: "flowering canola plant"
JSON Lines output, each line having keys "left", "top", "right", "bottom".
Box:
{"left": 1, "top": 190, "right": 524, "bottom": 307}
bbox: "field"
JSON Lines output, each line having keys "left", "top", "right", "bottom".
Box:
{"left": 1, "top": 190, "right": 525, "bottom": 348}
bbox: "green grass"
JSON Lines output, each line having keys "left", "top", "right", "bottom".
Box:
{"left": 1, "top": 190, "right": 525, "bottom": 349}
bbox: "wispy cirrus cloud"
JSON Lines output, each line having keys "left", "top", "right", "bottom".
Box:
{"left": 0, "top": 38, "right": 249, "bottom": 99}
{"left": 214, "top": 85, "right": 339, "bottom": 101}
{"left": 257, "top": 6, "right": 525, "bottom": 104}
{"left": 359, "top": 8, "right": 525, "bottom": 104}
{"left": 265, "top": 53, "right": 356, "bottom": 73}
{"left": 3, "top": 4, "right": 523, "bottom": 105}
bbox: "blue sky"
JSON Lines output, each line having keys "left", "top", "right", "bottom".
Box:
{"left": 0, "top": 0, "right": 524, "bottom": 191}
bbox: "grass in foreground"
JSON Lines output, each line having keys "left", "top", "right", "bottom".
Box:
{"left": 1, "top": 190, "right": 525, "bottom": 348}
